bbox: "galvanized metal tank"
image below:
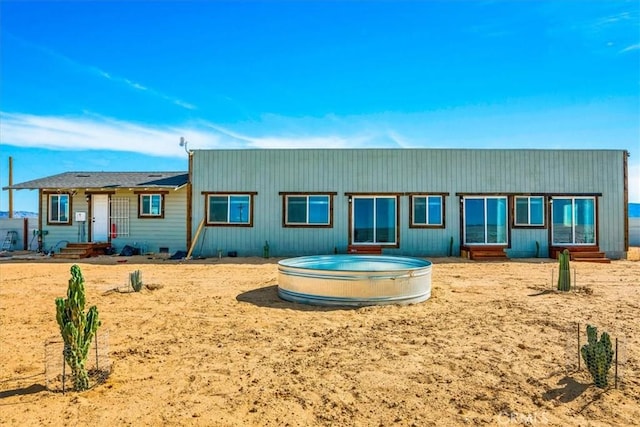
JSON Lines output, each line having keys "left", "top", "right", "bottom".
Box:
{"left": 277, "top": 255, "right": 432, "bottom": 306}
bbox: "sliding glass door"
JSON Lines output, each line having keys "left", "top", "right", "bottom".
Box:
{"left": 551, "top": 197, "right": 596, "bottom": 245}
{"left": 463, "top": 196, "right": 508, "bottom": 245}
{"left": 351, "top": 196, "right": 397, "bottom": 245}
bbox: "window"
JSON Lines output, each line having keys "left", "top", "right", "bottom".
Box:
{"left": 281, "top": 193, "right": 335, "bottom": 227}
{"left": 48, "top": 194, "right": 70, "bottom": 224}
{"left": 514, "top": 196, "right": 545, "bottom": 227}
{"left": 351, "top": 195, "right": 398, "bottom": 245}
{"left": 206, "top": 193, "right": 254, "bottom": 226}
{"left": 463, "top": 196, "right": 508, "bottom": 245}
{"left": 551, "top": 196, "right": 596, "bottom": 245}
{"left": 410, "top": 195, "right": 444, "bottom": 227}
{"left": 138, "top": 194, "right": 164, "bottom": 218}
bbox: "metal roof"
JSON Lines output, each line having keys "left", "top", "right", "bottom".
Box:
{"left": 3, "top": 171, "right": 189, "bottom": 190}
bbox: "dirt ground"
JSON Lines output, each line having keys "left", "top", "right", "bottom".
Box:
{"left": 0, "top": 249, "right": 639, "bottom": 426}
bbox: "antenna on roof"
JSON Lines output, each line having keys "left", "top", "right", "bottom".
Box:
{"left": 179, "top": 137, "right": 190, "bottom": 154}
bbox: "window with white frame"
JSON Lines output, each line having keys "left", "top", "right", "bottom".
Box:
{"left": 463, "top": 196, "right": 508, "bottom": 245}
{"left": 48, "top": 194, "right": 70, "bottom": 224}
{"left": 514, "top": 196, "right": 544, "bottom": 226}
{"left": 139, "top": 194, "right": 164, "bottom": 218}
{"left": 206, "top": 193, "right": 253, "bottom": 226}
{"left": 282, "top": 193, "right": 333, "bottom": 227}
{"left": 551, "top": 196, "right": 596, "bottom": 245}
{"left": 351, "top": 195, "right": 398, "bottom": 245}
{"left": 410, "top": 195, "right": 444, "bottom": 227}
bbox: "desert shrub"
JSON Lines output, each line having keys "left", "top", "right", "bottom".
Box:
{"left": 55, "top": 265, "right": 101, "bottom": 391}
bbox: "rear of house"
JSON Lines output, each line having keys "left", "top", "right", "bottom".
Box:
{"left": 189, "top": 149, "right": 629, "bottom": 260}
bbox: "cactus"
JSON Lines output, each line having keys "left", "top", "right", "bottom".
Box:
{"left": 129, "top": 270, "right": 143, "bottom": 292}
{"left": 581, "top": 325, "right": 614, "bottom": 389}
{"left": 55, "top": 265, "right": 100, "bottom": 391}
{"left": 557, "top": 249, "right": 571, "bottom": 291}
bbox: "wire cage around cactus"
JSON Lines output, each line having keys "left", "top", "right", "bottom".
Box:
{"left": 45, "top": 330, "right": 111, "bottom": 393}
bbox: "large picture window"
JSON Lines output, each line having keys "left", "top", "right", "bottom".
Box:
{"left": 206, "top": 193, "right": 255, "bottom": 226}
{"left": 410, "top": 195, "right": 444, "bottom": 228}
{"left": 48, "top": 194, "right": 70, "bottom": 224}
{"left": 351, "top": 195, "right": 398, "bottom": 245}
{"left": 281, "top": 193, "right": 335, "bottom": 227}
{"left": 551, "top": 196, "right": 596, "bottom": 245}
{"left": 138, "top": 194, "right": 164, "bottom": 218}
{"left": 463, "top": 196, "right": 508, "bottom": 245}
{"left": 514, "top": 196, "right": 544, "bottom": 227}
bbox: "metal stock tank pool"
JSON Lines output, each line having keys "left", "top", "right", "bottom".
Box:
{"left": 277, "top": 255, "right": 432, "bottom": 306}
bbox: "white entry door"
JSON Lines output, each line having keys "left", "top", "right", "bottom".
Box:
{"left": 91, "top": 194, "right": 109, "bottom": 242}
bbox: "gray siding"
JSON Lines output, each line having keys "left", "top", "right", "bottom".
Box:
{"left": 191, "top": 149, "right": 627, "bottom": 258}
{"left": 39, "top": 189, "right": 187, "bottom": 255}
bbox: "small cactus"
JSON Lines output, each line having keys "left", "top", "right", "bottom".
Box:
{"left": 129, "top": 270, "right": 143, "bottom": 292}
{"left": 581, "top": 325, "right": 614, "bottom": 389}
{"left": 557, "top": 249, "right": 571, "bottom": 291}
{"left": 55, "top": 265, "right": 100, "bottom": 391}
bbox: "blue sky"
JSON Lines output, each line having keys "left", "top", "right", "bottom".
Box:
{"left": 1, "top": 0, "right": 639, "bottom": 212}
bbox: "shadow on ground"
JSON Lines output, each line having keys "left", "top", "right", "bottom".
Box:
{"left": 542, "top": 376, "right": 589, "bottom": 403}
{"left": 0, "top": 383, "right": 46, "bottom": 399}
{"left": 236, "top": 285, "right": 357, "bottom": 312}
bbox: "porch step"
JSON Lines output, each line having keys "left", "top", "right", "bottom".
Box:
{"left": 570, "top": 251, "right": 606, "bottom": 259}
{"left": 347, "top": 245, "right": 383, "bottom": 255}
{"left": 462, "top": 246, "right": 508, "bottom": 261}
{"left": 550, "top": 247, "right": 610, "bottom": 263}
{"left": 571, "top": 252, "right": 610, "bottom": 263}
{"left": 572, "top": 257, "right": 611, "bottom": 264}
{"left": 54, "top": 243, "right": 110, "bottom": 259}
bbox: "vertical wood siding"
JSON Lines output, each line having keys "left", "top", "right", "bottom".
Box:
{"left": 191, "top": 149, "right": 626, "bottom": 258}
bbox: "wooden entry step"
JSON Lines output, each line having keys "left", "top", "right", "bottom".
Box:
{"left": 461, "top": 246, "right": 508, "bottom": 261}
{"left": 550, "top": 246, "right": 611, "bottom": 263}
{"left": 347, "top": 245, "right": 383, "bottom": 255}
{"left": 54, "top": 243, "right": 111, "bottom": 259}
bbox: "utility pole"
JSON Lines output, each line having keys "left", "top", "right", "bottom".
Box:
{"left": 8, "top": 157, "right": 13, "bottom": 218}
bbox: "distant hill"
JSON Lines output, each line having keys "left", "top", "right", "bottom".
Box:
{"left": 630, "top": 203, "right": 640, "bottom": 218}
{"left": 0, "top": 211, "right": 38, "bottom": 218}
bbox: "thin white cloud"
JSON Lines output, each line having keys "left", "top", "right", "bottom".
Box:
{"left": 0, "top": 112, "right": 219, "bottom": 156}
{"left": 620, "top": 43, "right": 640, "bottom": 53}
{"left": 7, "top": 32, "right": 196, "bottom": 111}
{"left": 202, "top": 123, "right": 373, "bottom": 149}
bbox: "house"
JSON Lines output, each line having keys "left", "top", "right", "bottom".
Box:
{"left": 189, "top": 149, "right": 630, "bottom": 260}
{"left": 4, "top": 172, "right": 189, "bottom": 255}
{"left": 4, "top": 149, "right": 631, "bottom": 260}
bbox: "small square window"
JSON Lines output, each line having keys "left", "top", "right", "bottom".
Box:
{"left": 48, "top": 194, "right": 70, "bottom": 224}
{"left": 206, "top": 193, "right": 253, "bottom": 226}
{"left": 139, "top": 194, "right": 164, "bottom": 218}
{"left": 410, "top": 195, "right": 444, "bottom": 228}
{"left": 514, "top": 196, "right": 545, "bottom": 226}
{"left": 281, "top": 193, "right": 334, "bottom": 228}
{"left": 284, "top": 195, "right": 331, "bottom": 226}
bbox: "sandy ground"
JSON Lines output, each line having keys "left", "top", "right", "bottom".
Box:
{"left": 0, "top": 250, "right": 639, "bottom": 426}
